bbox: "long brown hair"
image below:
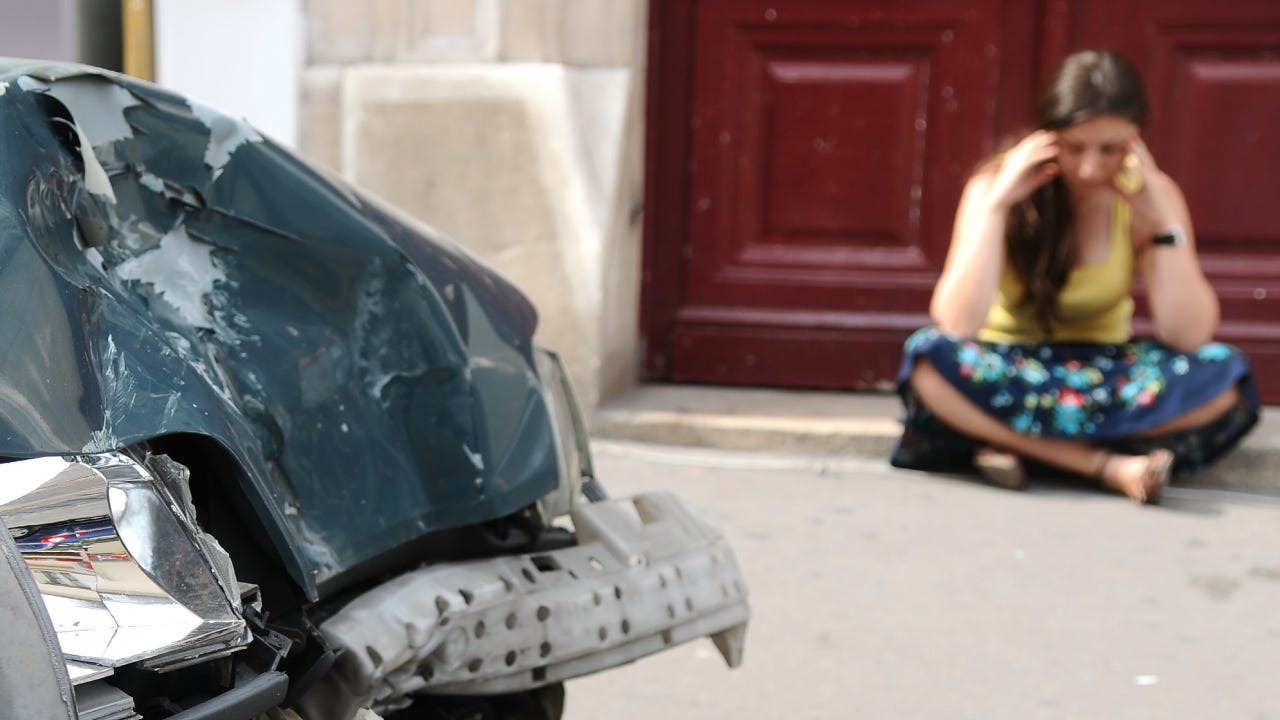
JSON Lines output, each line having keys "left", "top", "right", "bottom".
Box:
{"left": 1006, "top": 50, "right": 1149, "bottom": 333}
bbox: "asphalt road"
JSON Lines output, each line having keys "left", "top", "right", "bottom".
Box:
{"left": 564, "top": 440, "right": 1280, "bottom": 720}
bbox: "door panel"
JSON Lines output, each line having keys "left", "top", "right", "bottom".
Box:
{"left": 672, "top": 0, "right": 1004, "bottom": 387}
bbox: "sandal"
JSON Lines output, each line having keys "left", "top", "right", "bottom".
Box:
{"left": 974, "top": 447, "right": 1027, "bottom": 490}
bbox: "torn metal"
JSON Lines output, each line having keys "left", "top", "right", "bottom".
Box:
{"left": 0, "top": 59, "right": 559, "bottom": 599}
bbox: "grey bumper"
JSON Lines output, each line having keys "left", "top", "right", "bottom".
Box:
{"left": 307, "top": 492, "right": 750, "bottom": 711}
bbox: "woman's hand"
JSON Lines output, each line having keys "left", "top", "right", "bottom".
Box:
{"left": 1112, "top": 136, "right": 1180, "bottom": 230}
{"left": 930, "top": 134, "right": 1056, "bottom": 335}
{"left": 985, "top": 130, "right": 1061, "bottom": 209}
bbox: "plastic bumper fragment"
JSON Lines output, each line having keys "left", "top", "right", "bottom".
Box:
{"left": 314, "top": 492, "right": 749, "bottom": 706}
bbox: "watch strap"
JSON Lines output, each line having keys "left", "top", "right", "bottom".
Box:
{"left": 1152, "top": 225, "right": 1187, "bottom": 247}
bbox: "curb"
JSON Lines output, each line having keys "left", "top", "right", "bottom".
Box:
{"left": 593, "top": 386, "right": 1280, "bottom": 497}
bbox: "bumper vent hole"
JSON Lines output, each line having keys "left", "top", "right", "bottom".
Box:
{"left": 532, "top": 555, "right": 560, "bottom": 572}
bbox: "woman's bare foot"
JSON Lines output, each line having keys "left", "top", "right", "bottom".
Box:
{"left": 1097, "top": 449, "right": 1173, "bottom": 504}
{"left": 974, "top": 447, "right": 1027, "bottom": 490}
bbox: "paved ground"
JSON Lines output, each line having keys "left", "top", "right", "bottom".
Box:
{"left": 563, "top": 439, "right": 1280, "bottom": 720}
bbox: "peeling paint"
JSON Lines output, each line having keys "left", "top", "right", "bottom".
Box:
{"left": 43, "top": 77, "right": 139, "bottom": 146}
{"left": 190, "top": 100, "right": 262, "bottom": 176}
{"left": 114, "top": 226, "right": 224, "bottom": 329}
{"left": 70, "top": 120, "right": 116, "bottom": 202}
{"left": 0, "top": 60, "right": 556, "bottom": 599}
{"left": 138, "top": 171, "right": 166, "bottom": 195}
{"left": 83, "top": 335, "right": 128, "bottom": 452}
{"left": 15, "top": 75, "right": 45, "bottom": 92}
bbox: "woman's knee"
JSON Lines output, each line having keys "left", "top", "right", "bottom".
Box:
{"left": 907, "top": 358, "right": 943, "bottom": 395}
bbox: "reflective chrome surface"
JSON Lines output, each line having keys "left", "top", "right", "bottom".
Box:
{"left": 0, "top": 453, "right": 247, "bottom": 670}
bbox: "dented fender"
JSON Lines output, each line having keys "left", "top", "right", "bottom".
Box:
{"left": 0, "top": 59, "right": 560, "bottom": 600}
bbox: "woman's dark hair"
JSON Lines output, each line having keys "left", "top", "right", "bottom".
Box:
{"left": 1006, "top": 50, "right": 1149, "bottom": 333}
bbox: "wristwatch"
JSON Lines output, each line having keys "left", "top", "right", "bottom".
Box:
{"left": 1152, "top": 225, "right": 1188, "bottom": 247}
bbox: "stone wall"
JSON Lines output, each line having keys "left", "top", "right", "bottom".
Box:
{"left": 299, "top": 0, "right": 647, "bottom": 412}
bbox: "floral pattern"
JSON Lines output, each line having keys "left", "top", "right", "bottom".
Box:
{"left": 890, "top": 327, "right": 1259, "bottom": 475}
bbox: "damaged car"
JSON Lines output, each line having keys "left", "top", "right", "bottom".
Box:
{"left": 0, "top": 59, "right": 750, "bottom": 719}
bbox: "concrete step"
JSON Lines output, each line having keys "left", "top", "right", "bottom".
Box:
{"left": 593, "top": 384, "right": 1280, "bottom": 497}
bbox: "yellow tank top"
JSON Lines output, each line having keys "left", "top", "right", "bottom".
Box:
{"left": 978, "top": 199, "right": 1134, "bottom": 344}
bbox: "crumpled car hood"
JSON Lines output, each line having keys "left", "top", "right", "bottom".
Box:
{"left": 0, "top": 59, "right": 559, "bottom": 599}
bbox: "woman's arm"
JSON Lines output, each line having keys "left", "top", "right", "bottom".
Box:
{"left": 1122, "top": 139, "right": 1219, "bottom": 350}
{"left": 929, "top": 173, "right": 1008, "bottom": 335}
{"left": 930, "top": 131, "right": 1061, "bottom": 335}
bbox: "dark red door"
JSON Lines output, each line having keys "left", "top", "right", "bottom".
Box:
{"left": 643, "top": 0, "right": 1280, "bottom": 399}
{"left": 1070, "top": 0, "right": 1280, "bottom": 398}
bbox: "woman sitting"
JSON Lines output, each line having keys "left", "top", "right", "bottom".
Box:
{"left": 891, "top": 49, "right": 1259, "bottom": 504}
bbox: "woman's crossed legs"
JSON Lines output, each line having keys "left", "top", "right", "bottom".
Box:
{"left": 909, "top": 359, "right": 1239, "bottom": 503}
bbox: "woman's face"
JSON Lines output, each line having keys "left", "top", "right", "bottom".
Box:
{"left": 1054, "top": 114, "right": 1140, "bottom": 192}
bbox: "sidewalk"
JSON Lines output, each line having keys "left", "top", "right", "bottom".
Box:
{"left": 593, "top": 384, "right": 1280, "bottom": 497}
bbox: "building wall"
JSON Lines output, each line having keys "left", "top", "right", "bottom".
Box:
{"left": 0, "top": 0, "right": 121, "bottom": 70}
{"left": 154, "top": 0, "right": 304, "bottom": 148}
{"left": 300, "top": 0, "right": 648, "bottom": 413}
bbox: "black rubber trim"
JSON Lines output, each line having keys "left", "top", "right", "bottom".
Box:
{"left": 167, "top": 671, "right": 288, "bottom": 720}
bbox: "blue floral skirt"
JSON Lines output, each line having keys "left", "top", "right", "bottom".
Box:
{"left": 891, "top": 327, "right": 1259, "bottom": 475}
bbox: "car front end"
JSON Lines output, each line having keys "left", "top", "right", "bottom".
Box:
{"left": 0, "top": 58, "right": 749, "bottom": 719}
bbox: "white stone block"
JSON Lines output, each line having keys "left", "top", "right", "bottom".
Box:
{"left": 336, "top": 65, "right": 638, "bottom": 406}
{"left": 398, "top": 0, "right": 500, "bottom": 61}
{"left": 555, "top": 0, "right": 643, "bottom": 67}
{"left": 299, "top": 66, "right": 343, "bottom": 173}
{"left": 306, "top": 0, "right": 402, "bottom": 63}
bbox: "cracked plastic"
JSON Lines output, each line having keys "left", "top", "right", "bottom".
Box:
{"left": 0, "top": 60, "right": 561, "bottom": 599}
{"left": 295, "top": 492, "right": 751, "bottom": 719}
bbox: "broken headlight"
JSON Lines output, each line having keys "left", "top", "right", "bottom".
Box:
{"left": 532, "top": 347, "right": 598, "bottom": 521}
{"left": 0, "top": 453, "right": 249, "bottom": 682}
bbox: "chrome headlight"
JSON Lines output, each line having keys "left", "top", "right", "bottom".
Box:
{"left": 0, "top": 452, "right": 248, "bottom": 681}
{"left": 532, "top": 347, "right": 596, "bottom": 520}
